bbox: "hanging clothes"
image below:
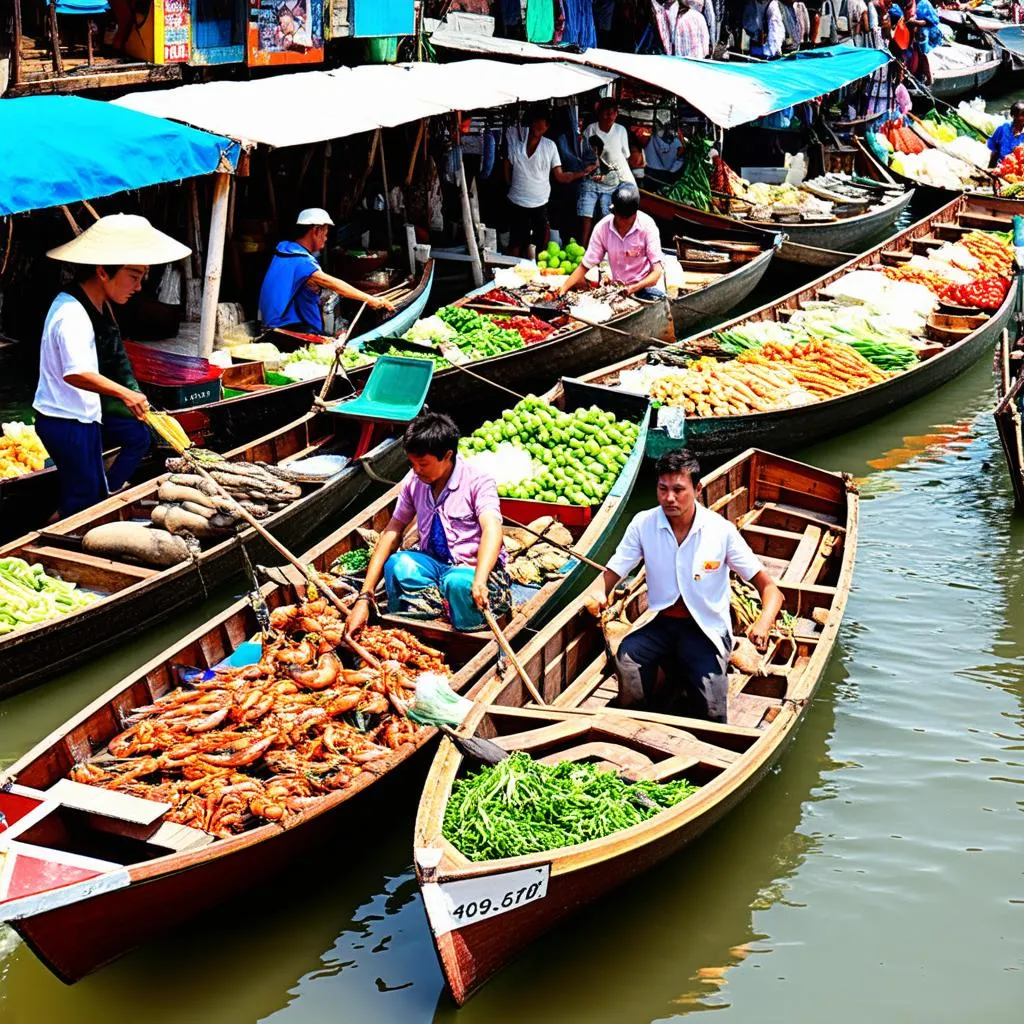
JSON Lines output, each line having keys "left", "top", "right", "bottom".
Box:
{"left": 526, "top": 0, "right": 555, "bottom": 41}
{"left": 561, "top": 0, "right": 597, "bottom": 47}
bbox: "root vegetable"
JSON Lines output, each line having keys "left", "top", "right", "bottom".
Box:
{"left": 162, "top": 506, "right": 231, "bottom": 538}
{"left": 181, "top": 501, "right": 217, "bottom": 520}
{"left": 158, "top": 482, "right": 218, "bottom": 508}
{"left": 83, "top": 523, "right": 196, "bottom": 567}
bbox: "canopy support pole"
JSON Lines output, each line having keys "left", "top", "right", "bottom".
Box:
{"left": 455, "top": 124, "right": 483, "bottom": 288}
{"left": 198, "top": 172, "right": 231, "bottom": 360}
{"left": 378, "top": 134, "right": 393, "bottom": 249}
{"left": 12, "top": 0, "right": 23, "bottom": 87}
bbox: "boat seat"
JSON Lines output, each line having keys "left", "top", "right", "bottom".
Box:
{"left": 780, "top": 525, "right": 824, "bottom": 583}
{"left": 145, "top": 820, "right": 218, "bottom": 852}
{"left": 536, "top": 741, "right": 655, "bottom": 775}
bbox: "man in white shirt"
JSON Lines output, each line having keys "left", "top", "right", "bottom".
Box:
{"left": 505, "top": 106, "right": 593, "bottom": 257}
{"left": 581, "top": 98, "right": 635, "bottom": 244}
{"left": 584, "top": 449, "right": 783, "bottom": 722}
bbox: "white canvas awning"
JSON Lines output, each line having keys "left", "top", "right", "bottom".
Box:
{"left": 113, "top": 60, "right": 615, "bottom": 149}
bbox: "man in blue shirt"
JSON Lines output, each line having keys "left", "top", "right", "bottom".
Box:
{"left": 258, "top": 208, "right": 393, "bottom": 335}
{"left": 989, "top": 102, "right": 1024, "bottom": 168}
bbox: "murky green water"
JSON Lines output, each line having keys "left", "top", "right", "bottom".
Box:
{"left": 3, "top": 140, "right": 1024, "bottom": 1023}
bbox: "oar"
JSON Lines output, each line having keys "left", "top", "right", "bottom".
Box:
{"left": 482, "top": 607, "right": 547, "bottom": 706}
{"left": 144, "top": 413, "right": 381, "bottom": 671}
{"left": 316, "top": 300, "right": 369, "bottom": 407}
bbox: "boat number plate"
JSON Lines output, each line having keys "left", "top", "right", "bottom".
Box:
{"left": 421, "top": 865, "right": 550, "bottom": 937}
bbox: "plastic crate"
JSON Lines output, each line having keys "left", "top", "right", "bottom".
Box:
{"left": 500, "top": 496, "right": 592, "bottom": 528}
{"left": 140, "top": 377, "right": 223, "bottom": 410}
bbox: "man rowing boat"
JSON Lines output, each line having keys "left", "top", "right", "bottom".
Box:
{"left": 584, "top": 449, "right": 783, "bottom": 722}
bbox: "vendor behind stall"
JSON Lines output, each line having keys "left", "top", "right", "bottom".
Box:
{"left": 553, "top": 184, "right": 665, "bottom": 299}
{"left": 258, "top": 208, "right": 394, "bottom": 335}
{"left": 989, "top": 102, "right": 1024, "bottom": 168}
{"left": 32, "top": 214, "right": 187, "bottom": 518}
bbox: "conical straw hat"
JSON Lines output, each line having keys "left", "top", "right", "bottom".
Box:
{"left": 47, "top": 213, "right": 191, "bottom": 265}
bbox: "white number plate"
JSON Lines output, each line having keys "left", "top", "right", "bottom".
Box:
{"left": 421, "top": 865, "right": 550, "bottom": 937}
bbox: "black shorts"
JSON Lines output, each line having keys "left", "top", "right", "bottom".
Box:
{"left": 508, "top": 201, "right": 549, "bottom": 251}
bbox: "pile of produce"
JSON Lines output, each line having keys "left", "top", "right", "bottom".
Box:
{"left": 82, "top": 451, "right": 306, "bottom": 567}
{"left": 280, "top": 344, "right": 373, "bottom": 381}
{"left": 738, "top": 339, "right": 887, "bottom": 399}
{"left": 487, "top": 315, "right": 555, "bottom": 344}
{"left": 69, "top": 602, "right": 440, "bottom": 836}
{"left": 459, "top": 397, "right": 638, "bottom": 506}
{"left": 939, "top": 276, "right": 1010, "bottom": 309}
{"left": 0, "top": 556, "right": 97, "bottom": 635}
{"left": 660, "top": 135, "right": 714, "bottom": 210}
{"left": 436, "top": 306, "right": 525, "bottom": 360}
{"left": 870, "top": 123, "right": 984, "bottom": 190}
{"left": 538, "top": 238, "right": 585, "bottom": 276}
{"left": 502, "top": 515, "right": 573, "bottom": 586}
{"left": 961, "top": 231, "right": 1014, "bottom": 276}
{"left": 994, "top": 147, "right": 1024, "bottom": 195}
{"left": 649, "top": 359, "right": 809, "bottom": 416}
{"left": 0, "top": 422, "right": 48, "bottom": 478}
{"left": 443, "top": 751, "right": 699, "bottom": 861}
{"left": 956, "top": 98, "right": 1003, "bottom": 139}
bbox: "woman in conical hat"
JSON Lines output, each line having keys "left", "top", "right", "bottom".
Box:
{"left": 32, "top": 214, "right": 190, "bottom": 518}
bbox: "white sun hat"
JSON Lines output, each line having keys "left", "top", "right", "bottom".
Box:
{"left": 47, "top": 213, "right": 191, "bottom": 265}
{"left": 296, "top": 207, "right": 335, "bottom": 226}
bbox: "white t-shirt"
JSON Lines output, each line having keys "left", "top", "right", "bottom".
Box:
{"left": 33, "top": 292, "right": 102, "bottom": 424}
{"left": 583, "top": 122, "right": 635, "bottom": 186}
{"left": 606, "top": 502, "right": 764, "bottom": 657}
{"left": 507, "top": 133, "right": 562, "bottom": 209}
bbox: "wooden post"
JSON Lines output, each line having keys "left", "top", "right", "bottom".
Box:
{"left": 264, "top": 152, "right": 278, "bottom": 224}
{"left": 48, "top": 1, "right": 64, "bottom": 75}
{"left": 456, "top": 123, "right": 483, "bottom": 287}
{"left": 322, "top": 140, "right": 331, "bottom": 210}
{"left": 198, "top": 172, "right": 231, "bottom": 359}
{"left": 377, "top": 132, "right": 393, "bottom": 250}
{"left": 12, "top": 0, "right": 23, "bottom": 87}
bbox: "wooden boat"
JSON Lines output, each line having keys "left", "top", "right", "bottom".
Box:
{"left": 640, "top": 163, "right": 914, "bottom": 270}
{"left": 164, "top": 260, "right": 435, "bottom": 453}
{"left": 992, "top": 328, "right": 1024, "bottom": 506}
{"left": 579, "top": 194, "right": 1020, "bottom": 462}
{"left": 939, "top": 8, "right": 1009, "bottom": 34}
{"left": 413, "top": 449, "right": 858, "bottom": 1004}
{"left": 0, "top": 408, "right": 408, "bottom": 698}
{"left": 0, "top": 378, "right": 650, "bottom": 983}
{"left": 924, "top": 49, "right": 1003, "bottom": 99}
{"left": 993, "top": 24, "right": 1024, "bottom": 66}
{"left": 664, "top": 235, "right": 780, "bottom": 335}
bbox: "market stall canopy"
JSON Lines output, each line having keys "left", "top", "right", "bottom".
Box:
{"left": 113, "top": 60, "right": 616, "bottom": 150}
{"left": 429, "top": 25, "right": 889, "bottom": 129}
{"left": 0, "top": 96, "right": 240, "bottom": 217}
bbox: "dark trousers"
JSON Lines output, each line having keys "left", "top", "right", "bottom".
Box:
{"left": 35, "top": 412, "right": 150, "bottom": 518}
{"left": 615, "top": 615, "right": 729, "bottom": 722}
{"left": 508, "top": 201, "right": 549, "bottom": 252}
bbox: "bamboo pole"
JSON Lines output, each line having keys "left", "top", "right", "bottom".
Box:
{"left": 322, "top": 141, "right": 332, "bottom": 210}
{"left": 48, "top": 1, "right": 63, "bottom": 75}
{"left": 198, "top": 172, "right": 231, "bottom": 360}
{"left": 12, "top": 0, "right": 22, "bottom": 87}
{"left": 455, "top": 118, "right": 484, "bottom": 287}
{"left": 378, "top": 133, "right": 394, "bottom": 249}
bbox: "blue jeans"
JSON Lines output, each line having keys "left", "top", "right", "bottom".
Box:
{"left": 635, "top": 287, "right": 667, "bottom": 300}
{"left": 384, "top": 551, "right": 485, "bottom": 631}
{"left": 615, "top": 615, "right": 729, "bottom": 722}
{"left": 35, "top": 412, "right": 151, "bottom": 518}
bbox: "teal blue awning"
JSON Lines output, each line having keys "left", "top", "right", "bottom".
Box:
{"left": 0, "top": 96, "right": 239, "bottom": 217}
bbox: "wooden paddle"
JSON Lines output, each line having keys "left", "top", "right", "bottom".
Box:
{"left": 316, "top": 300, "right": 369, "bottom": 406}
{"left": 502, "top": 513, "right": 611, "bottom": 574}
{"left": 146, "top": 416, "right": 381, "bottom": 671}
{"left": 482, "top": 607, "right": 547, "bottom": 706}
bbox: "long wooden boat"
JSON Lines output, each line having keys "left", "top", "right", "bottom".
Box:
{"left": 640, "top": 168, "right": 914, "bottom": 269}
{"left": 579, "top": 194, "right": 1020, "bottom": 462}
{"left": 413, "top": 449, "right": 858, "bottom": 1004}
{"left": 992, "top": 328, "right": 1024, "bottom": 506}
{"left": 924, "top": 50, "right": 1003, "bottom": 99}
{"left": 0, "top": 378, "right": 650, "bottom": 983}
{"left": 0, "top": 263, "right": 436, "bottom": 543}
{"left": 0, "top": 408, "right": 407, "bottom": 698}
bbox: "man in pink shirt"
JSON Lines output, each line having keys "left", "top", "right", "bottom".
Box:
{"left": 344, "top": 411, "right": 509, "bottom": 634}
{"left": 554, "top": 184, "right": 665, "bottom": 299}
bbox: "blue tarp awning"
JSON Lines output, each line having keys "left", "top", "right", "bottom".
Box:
{"left": 0, "top": 96, "right": 240, "bottom": 217}
{"left": 430, "top": 27, "right": 891, "bottom": 128}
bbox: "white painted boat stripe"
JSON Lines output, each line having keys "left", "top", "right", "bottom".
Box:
{"left": 0, "top": 800, "right": 61, "bottom": 844}
{"left": 0, "top": 868, "right": 132, "bottom": 922}
{"left": 4, "top": 840, "right": 123, "bottom": 873}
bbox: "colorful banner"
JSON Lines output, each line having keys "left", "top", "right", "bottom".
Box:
{"left": 248, "top": 0, "right": 324, "bottom": 65}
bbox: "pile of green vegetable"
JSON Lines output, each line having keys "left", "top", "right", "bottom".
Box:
{"left": 437, "top": 306, "right": 525, "bottom": 360}
{"left": 0, "top": 557, "right": 98, "bottom": 635}
{"left": 443, "top": 752, "right": 698, "bottom": 861}
{"left": 538, "top": 238, "right": 585, "bottom": 275}
{"left": 459, "top": 397, "right": 639, "bottom": 506}
{"left": 659, "top": 135, "right": 713, "bottom": 211}
{"left": 331, "top": 548, "right": 371, "bottom": 575}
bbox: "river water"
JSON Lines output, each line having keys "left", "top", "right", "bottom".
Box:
{"left": 2, "top": 133, "right": 1024, "bottom": 1024}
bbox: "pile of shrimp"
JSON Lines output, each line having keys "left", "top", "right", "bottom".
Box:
{"left": 68, "top": 600, "right": 449, "bottom": 837}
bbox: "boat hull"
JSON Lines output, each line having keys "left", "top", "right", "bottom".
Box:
{"left": 926, "top": 58, "right": 1003, "bottom": 99}
{"left": 992, "top": 331, "right": 1024, "bottom": 507}
{"left": 670, "top": 245, "right": 776, "bottom": 333}
{"left": 641, "top": 187, "right": 914, "bottom": 268}
{"left": 0, "top": 429, "right": 406, "bottom": 697}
